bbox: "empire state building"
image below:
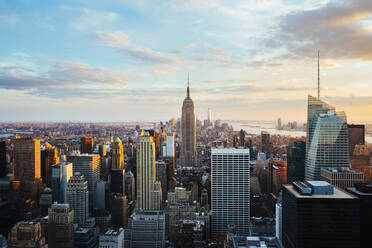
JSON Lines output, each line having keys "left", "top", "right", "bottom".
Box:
{"left": 180, "top": 77, "right": 196, "bottom": 167}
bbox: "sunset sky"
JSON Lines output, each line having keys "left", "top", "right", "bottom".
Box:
{"left": 1, "top": 0, "right": 372, "bottom": 123}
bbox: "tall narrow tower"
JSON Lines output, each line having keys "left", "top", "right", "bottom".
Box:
{"left": 180, "top": 76, "right": 196, "bottom": 167}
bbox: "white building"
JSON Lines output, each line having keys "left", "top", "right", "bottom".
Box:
{"left": 66, "top": 173, "right": 89, "bottom": 226}
{"left": 99, "top": 229, "right": 124, "bottom": 248}
{"left": 275, "top": 203, "right": 282, "bottom": 242}
{"left": 211, "top": 148, "right": 250, "bottom": 237}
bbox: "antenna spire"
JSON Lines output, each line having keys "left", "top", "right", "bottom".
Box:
{"left": 318, "top": 50, "right": 320, "bottom": 99}
{"left": 187, "top": 73, "right": 190, "bottom": 98}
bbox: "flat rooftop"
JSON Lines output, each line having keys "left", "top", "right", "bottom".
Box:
{"left": 211, "top": 148, "right": 250, "bottom": 154}
{"left": 284, "top": 184, "right": 357, "bottom": 199}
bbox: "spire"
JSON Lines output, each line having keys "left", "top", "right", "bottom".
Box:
{"left": 187, "top": 73, "right": 190, "bottom": 98}
{"left": 318, "top": 50, "right": 320, "bottom": 100}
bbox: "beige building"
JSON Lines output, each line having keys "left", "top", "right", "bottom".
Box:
{"left": 320, "top": 167, "right": 364, "bottom": 189}
{"left": 136, "top": 134, "right": 162, "bottom": 210}
{"left": 111, "top": 137, "right": 124, "bottom": 170}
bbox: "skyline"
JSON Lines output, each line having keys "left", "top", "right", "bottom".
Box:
{"left": 1, "top": 0, "right": 372, "bottom": 123}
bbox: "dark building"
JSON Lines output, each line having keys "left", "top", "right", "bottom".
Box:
{"left": 239, "top": 129, "right": 245, "bottom": 146}
{"left": 125, "top": 171, "right": 135, "bottom": 203}
{"left": 80, "top": 136, "right": 94, "bottom": 154}
{"left": 73, "top": 226, "right": 98, "bottom": 248}
{"left": 286, "top": 141, "right": 306, "bottom": 184}
{"left": 48, "top": 204, "right": 74, "bottom": 248}
{"left": 346, "top": 183, "right": 372, "bottom": 247}
{"left": 347, "top": 124, "right": 365, "bottom": 156}
{"left": 156, "top": 161, "right": 168, "bottom": 201}
{"left": 282, "top": 181, "right": 360, "bottom": 248}
{"left": 110, "top": 169, "right": 125, "bottom": 195}
{"left": 261, "top": 131, "right": 270, "bottom": 157}
{"left": 111, "top": 194, "right": 128, "bottom": 228}
{"left": 41, "top": 143, "right": 59, "bottom": 187}
{"left": 0, "top": 141, "right": 7, "bottom": 178}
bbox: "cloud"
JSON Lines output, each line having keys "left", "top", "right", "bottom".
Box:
{"left": 0, "top": 61, "right": 128, "bottom": 97}
{"left": 91, "top": 31, "right": 183, "bottom": 65}
{"left": 275, "top": 0, "right": 372, "bottom": 61}
{"left": 0, "top": 13, "right": 20, "bottom": 26}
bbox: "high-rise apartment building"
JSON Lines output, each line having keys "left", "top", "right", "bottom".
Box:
{"left": 136, "top": 134, "right": 162, "bottom": 210}
{"left": 180, "top": 79, "right": 196, "bottom": 167}
{"left": 111, "top": 137, "right": 124, "bottom": 170}
{"left": 282, "top": 181, "right": 360, "bottom": 248}
{"left": 66, "top": 174, "right": 89, "bottom": 226}
{"left": 211, "top": 148, "right": 250, "bottom": 237}
{"left": 286, "top": 141, "right": 306, "bottom": 184}
{"left": 8, "top": 221, "right": 46, "bottom": 248}
{"left": 41, "top": 143, "right": 59, "bottom": 187}
{"left": 305, "top": 96, "right": 349, "bottom": 180}
{"left": 13, "top": 137, "right": 42, "bottom": 201}
{"left": 80, "top": 136, "right": 94, "bottom": 154}
{"left": 0, "top": 141, "right": 7, "bottom": 178}
{"left": 261, "top": 131, "right": 270, "bottom": 157}
{"left": 320, "top": 167, "right": 364, "bottom": 189}
{"left": 129, "top": 210, "right": 165, "bottom": 248}
{"left": 67, "top": 153, "right": 100, "bottom": 209}
{"left": 347, "top": 124, "right": 365, "bottom": 156}
{"left": 48, "top": 203, "right": 74, "bottom": 248}
{"left": 51, "top": 162, "right": 73, "bottom": 203}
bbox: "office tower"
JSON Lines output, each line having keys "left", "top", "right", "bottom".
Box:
{"left": 211, "top": 148, "right": 250, "bottom": 237}
{"left": 200, "top": 188, "right": 209, "bottom": 208}
{"left": 48, "top": 203, "right": 74, "bottom": 248}
{"left": 41, "top": 143, "right": 59, "bottom": 187}
{"left": 51, "top": 162, "right": 73, "bottom": 203}
{"left": 125, "top": 170, "right": 135, "bottom": 203}
{"left": 80, "top": 136, "right": 94, "bottom": 154}
{"left": 180, "top": 78, "right": 196, "bottom": 167}
{"left": 39, "top": 188, "right": 53, "bottom": 216}
{"left": 282, "top": 181, "right": 360, "bottom": 248}
{"left": 346, "top": 183, "right": 372, "bottom": 247}
{"left": 129, "top": 210, "right": 165, "bottom": 248}
{"left": 110, "top": 169, "right": 125, "bottom": 195}
{"left": 96, "top": 181, "right": 110, "bottom": 211}
{"left": 321, "top": 167, "right": 364, "bottom": 189}
{"left": 261, "top": 131, "right": 270, "bottom": 156}
{"left": 305, "top": 98, "right": 349, "bottom": 180}
{"left": 67, "top": 153, "right": 100, "bottom": 209}
{"left": 0, "top": 141, "right": 7, "bottom": 178}
{"left": 136, "top": 134, "right": 162, "bottom": 210}
{"left": 348, "top": 124, "right": 365, "bottom": 156}
{"left": 111, "top": 137, "right": 124, "bottom": 170}
{"left": 99, "top": 229, "right": 124, "bottom": 248}
{"left": 156, "top": 161, "right": 168, "bottom": 201}
{"left": 267, "top": 159, "right": 287, "bottom": 195}
{"left": 286, "top": 141, "right": 306, "bottom": 184}
{"left": 8, "top": 221, "right": 46, "bottom": 248}
{"left": 111, "top": 194, "right": 128, "bottom": 228}
{"left": 66, "top": 174, "right": 89, "bottom": 226}
{"left": 98, "top": 142, "right": 106, "bottom": 157}
{"left": 13, "top": 137, "right": 42, "bottom": 201}
{"left": 239, "top": 129, "right": 245, "bottom": 146}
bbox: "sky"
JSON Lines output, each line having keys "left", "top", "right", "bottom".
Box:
{"left": 1, "top": 0, "right": 372, "bottom": 123}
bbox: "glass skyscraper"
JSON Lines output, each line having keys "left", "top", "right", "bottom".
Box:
{"left": 305, "top": 95, "right": 349, "bottom": 180}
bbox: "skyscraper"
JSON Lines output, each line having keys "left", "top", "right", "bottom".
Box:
{"left": 41, "top": 143, "right": 59, "bottom": 187}
{"left": 51, "top": 162, "right": 73, "bottom": 203}
{"left": 67, "top": 153, "right": 100, "bottom": 209}
{"left": 305, "top": 97, "right": 349, "bottom": 180}
{"left": 0, "top": 141, "right": 7, "bottom": 178}
{"left": 156, "top": 161, "right": 168, "bottom": 201}
{"left": 136, "top": 134, "right": 162, "bottom": 210}
{"left": 180, "top": 78, "right": 196, "bottom": 167}
{"left": 111, "top": 137, "right": 124, "bottom": 170}
{"left": 80, "top": 136, "right": 94, "bottom": 154}
{"left": 282, "top": 181, "right": 360, "bottom": 248}
{"left": 347, "top": 124, "right": 365, "bottom": 156}
{"left": 286, "top": 141, "right": 306, "bottom": 184}
{"left": 12, "top": 137, "right": 42, "bottom": 201}
{"left": 211, "top": 148, "right": 250, "bottom": 238}
{"left": 208, "top": 108, "right": 212, "bottom": 126}
{"left": 261, "top": 131, "right": 270, "bottom": 157}
{"left": 48, "top": 203, "right": 74, "bottom": 248}
{"left": 66, "top": 174, "right": 89, "bottom": 226}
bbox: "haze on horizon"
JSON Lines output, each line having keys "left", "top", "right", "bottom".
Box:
{"left": 1, "top": 0, "right": 372, "bottom": 123}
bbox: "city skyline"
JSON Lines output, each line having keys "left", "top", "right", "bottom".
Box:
{"left": 1, "top": 0, "right": 372, "bottom": 123}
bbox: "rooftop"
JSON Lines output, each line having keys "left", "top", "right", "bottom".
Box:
{"left": 284, "top": 184, "right": 357, "bottom": 199}
{"left": 211, "top": 148, "right": 250, "bottom": 154}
